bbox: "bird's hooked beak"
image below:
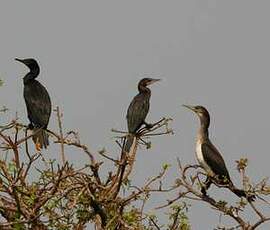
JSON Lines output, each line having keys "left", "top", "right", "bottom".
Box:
{"left": 147, "top": 78, "right": 161, "bottom": 86}
{"left": 15, "top": 58, "right": 25, "bottom": 64}
{"left": 182, "top": 104, "right": 197, "bottom": 113}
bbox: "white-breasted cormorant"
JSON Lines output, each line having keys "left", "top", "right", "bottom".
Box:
{"left": 183, "top": 105, "right": 255, "bottom": 201}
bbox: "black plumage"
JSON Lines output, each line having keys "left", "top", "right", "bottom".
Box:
{"left": 16, "top": 58, "right": 51, "bottom": 149}
{"left": 201, "top": 142, "right": 231, "bottom": 182}
{"left": 183, "top": 105, "right": 255, "bottom": 201}
{"left": 124, "top": 78, "right": 160, "bottom": 152}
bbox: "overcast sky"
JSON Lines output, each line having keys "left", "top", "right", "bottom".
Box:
{"left": 1, "top": 1, "right": 270, "bottom": 229}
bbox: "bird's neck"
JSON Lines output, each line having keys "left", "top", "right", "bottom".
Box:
{"left": 138, "top": 85, "right": 150, "bottom": 94}
{"left": 197, "top": 126, "right": 209, "bottom": 142}
{"left": 23, "top": 68, "right": 39, "bottom": 84}
{"left": 197, "top": 117, "right": 210, "bottom": 141}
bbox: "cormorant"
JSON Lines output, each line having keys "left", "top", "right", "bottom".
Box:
{"left": 124, "top": 78, "right": 160, "bottom": 152}
{"left": 16, "top": 58, "right": 51, "bottom": 150}
{"left": 183, "top": 105, "right": 255, "bottom": 201}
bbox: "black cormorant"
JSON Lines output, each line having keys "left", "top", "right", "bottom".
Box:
{"left": 124, "top": 78, "right": 160, "bottom": 152}
{"left": 16, "top": 58, "right": 51, "bottom": 150}
{"left": 183, "top": 105, "right": 255, "bottom": 201}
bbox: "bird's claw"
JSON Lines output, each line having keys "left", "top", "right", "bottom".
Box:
{"left": 145, "top": 123, "right": 154, "bottom": 129}
{"left": 201, "top": 187, "right": 207, "bottom": 196}
{"left": 35, "top": 142, "right": 41, "bottom": 152}
{"left": 28, "top": 123, "right": 34, "bottom": 130}
{"left": 247, "top": 194, "right": 256, "bottom": 202}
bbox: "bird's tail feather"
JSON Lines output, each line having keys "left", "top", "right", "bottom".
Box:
{"left": 32, "top": 128, "right": 49, "bottom": 150}
{"left": 231, "top": 187, "right": 255, "bottom": 202}
{"left": 232, "top": 188, "right": 246, "bottom": 198}
{"left": 123, "top": 135, "right": 135, "bottom": 154}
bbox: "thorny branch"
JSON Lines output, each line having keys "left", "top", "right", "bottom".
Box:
{"left": 0, "top": 111, "right": 177, "bottom": 229}
{"left": 2, "top": 108, "right": 270, "bottom": 230}
{"left": 157, "top": 158, "right": 270, "bottom": 230}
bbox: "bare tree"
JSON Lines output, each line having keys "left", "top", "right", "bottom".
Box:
{"left": 156, "top": 158, "right": 270, "bottom": 230}
{"left": 0, "top": 103, "right": 269, "bottom": 229}
{"left": 0, "top": 107, "right": 189, "bottom": 229}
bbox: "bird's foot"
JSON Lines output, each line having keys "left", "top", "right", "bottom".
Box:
{"left": 28, "top": 123, "right": 34, "bottom": 130}
{"left": 144, "top": 123, "right": 154, "bottom": 129}
{"left": 201, "top": 187, "right": 208, "bottom": 196}
{"left": 35, "top": 142, "right": 42, "bottom": 152}
{"left": 247, "top": 194, "right": 256, "bottom": 202}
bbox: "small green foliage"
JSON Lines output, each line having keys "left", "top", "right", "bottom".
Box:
{"left": 168, "top": 202, "right": 191, "bottom": 230}
{"left": 13, "top": 210, "right": 24, "bottom": 230}
{"left": 75, "top": 193, "right": 94, "bottom": 223}
{"left": 8, "top": 162, "right": 17, "bottom": 174}
{"left": 147, "top": 213, "right": 157, "bottom": 221}
{"left": 76, "top": 208, "right": 94, "bottom": 223}
{"left": 146, "top": 141, "right": 151, "bottom": 149}
{"left": 214, "top": 174, "right": 230, "bottom": 184}
{"left": 260, "top": 185, "right": 270, "bottom": 195}
{"left": 13, "top": 223, "right": 25, "bottom": 230}
{"left": 236, "top": 158, "right": 248, "bottom": 172}
{"left": 122, "top": 207, "right": 145, "bottom": 229}
{"left": 98, "top": 148, "right": 106, "bottom": 154}
{"left": 25, "top": 193, "right": 37, "bottom": 207}
{"left": 122, "top": 178, "right": 132, "bottom": 195}
{"left": 44, "top": 197, "right": 58, "bottom": 210}
{"left": 48, "top": 159, "right": 57, "bottom": 164}
{"left": 237, "top": 198, "right": 247, "bottom": 209}
{"left": 175, "top": 178, "right": 182, "bottom": 186}
{"left": 217, "top": 200, "right": 228, "bottom": 209}
{"left": 162, "top": 163, "right": 171, "bottom": 171}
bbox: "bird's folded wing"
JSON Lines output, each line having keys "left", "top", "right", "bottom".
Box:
{"left": 201, "top": 142, "right": 231, "bottom": 180}
{"left": 126, "top": 94, "right": 149, "bottom": 133}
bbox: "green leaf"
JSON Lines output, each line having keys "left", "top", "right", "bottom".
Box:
{"left": 162, "top": 163, "right": 171, "bottom": 170}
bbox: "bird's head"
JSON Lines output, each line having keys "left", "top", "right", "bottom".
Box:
{"left": 15, "top": 58, "right": 40, "bottom": 82}
{"left": 139, "top": 78, "right": 161, "bottom": 87}
{"left": 15, "top": 58, "right": 39, "bottom": 71}
{"left": 182, "top": 105, "right": 210, "bottom": 120}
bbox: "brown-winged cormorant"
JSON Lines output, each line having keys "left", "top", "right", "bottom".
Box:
{"left": 183, "top": 105, "right": 255, "bottom": 201}
{"left": 16, "top": 58, "right": 51, "bottom": 150}
{"left": 124, "top": 78, "right": 160, "bottom": 152}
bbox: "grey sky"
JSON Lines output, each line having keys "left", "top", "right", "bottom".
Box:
{"left": 1, "top": 1, "right": 270, "bottom": 229}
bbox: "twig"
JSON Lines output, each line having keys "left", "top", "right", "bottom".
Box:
{"left": 55, "top": 106, "right": 66, "bottom": 165}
